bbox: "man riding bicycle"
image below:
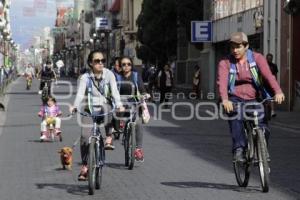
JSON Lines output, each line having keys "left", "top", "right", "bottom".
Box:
{"left": 70, "top": 50, "right": 124, "bottom": 181}
{"left": 217, "top": 32, "right": 285, "bottom": 162}
{"left": 37, "top": 60, "right": 57, "bottom": 94}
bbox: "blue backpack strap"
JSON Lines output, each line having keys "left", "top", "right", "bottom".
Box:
{"left": 132, "top": 71, "right": 141, "bottom": 97}
{"left": 115, "top": 73, "right": 122, "bottom": 91}
{"left": 132, "top": 71, "right": 138, "bottom": 89}
{"left": 86, "top": 74, "right": 94, "bottom": 113}
{"left": 247, "top": 50, "right": 271, "bottom": 98}
{"left": 228, "top": 57, "right": 237, "bottom": 94}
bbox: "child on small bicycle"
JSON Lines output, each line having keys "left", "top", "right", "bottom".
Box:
{"left": 38, "top": 96, "right": 62, "bottom": 141}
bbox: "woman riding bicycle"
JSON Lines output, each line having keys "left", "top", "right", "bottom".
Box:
{"left": 70, "top": 50, "right": 124, "bottom": 181}
{"left": 115, "top": 56, "right": 149, "bottom": 162}
{"left": 217, "top": 32, "right": 285, "bottom": 162}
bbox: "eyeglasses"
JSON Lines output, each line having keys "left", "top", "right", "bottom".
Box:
{"left": 92, "top": 58, "right": 106, "bottom": 64}
{"left": 121, "top": 62, "right": 132, "bottom": 67}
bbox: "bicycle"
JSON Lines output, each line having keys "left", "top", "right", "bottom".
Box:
{"left": 26, "top": 76, "right": 33, "bottom": 90}
{"left": 40, "top": 116, "right": 62, "bottom": 142}
{"left": 74, "top": 107, "right": 115, "bottom": 195}
{"left": 40, "top": 79, "right": 54, "bottom": 104}
{"left": 112, "top": 118, "right": 125, "bottom": 140}
{"left": 232, "top": 98, "right": 272, "bottom": 193}
{"left": 121, "top": 95, "right": 148, "bottom": 170}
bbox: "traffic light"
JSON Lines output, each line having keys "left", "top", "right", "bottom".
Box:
{"left": 284, "top": 0, "right": 300, "bottom": 15}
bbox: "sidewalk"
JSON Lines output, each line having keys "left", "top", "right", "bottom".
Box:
{"left": 0, "top": 80, "right": 13, "bottom": 136}
{"left": 175, "top": 84, "right": 300, "bottom": 132}
{"left": 269, "top": 111, "right": 300, "bottom": 131}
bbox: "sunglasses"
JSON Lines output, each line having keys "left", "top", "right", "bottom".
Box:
{"left": 92, "top": 58, "right": 106, "bottom": 64}
{"left": 121, "top": 62, "right": 132, "bottom": 67}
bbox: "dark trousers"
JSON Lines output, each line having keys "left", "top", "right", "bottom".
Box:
{"left": 39, "top": 81, "right": 45, "bottom": 90}
{"left": 160, "top": 86, "right": 172, "bottom": 103}
{"left": 227, "top": 96, "right": 270, "bottom": 151}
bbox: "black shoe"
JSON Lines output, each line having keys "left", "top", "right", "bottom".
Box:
{"left": 233, "top": 148, "right": 246, "bottom": 163}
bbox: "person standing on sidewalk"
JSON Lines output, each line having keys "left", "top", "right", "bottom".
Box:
{"left": 217, "top": 32, "right": 285, "bottom": 162}
{"left": 265, "top": 53, "right": 279, "bottom": 117}
{"left": 192, "top": 64, "right": 201, "bottom": 98}
{"left": 157, "top": 64, "right": 174, "bottom": 104}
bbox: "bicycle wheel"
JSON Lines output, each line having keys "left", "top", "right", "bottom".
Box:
{"left": 257, "top": 129, "right": 270, "bottom": 192}
{"left": 41, "top": 88, "right": 48, "bottom": 104}
{"left": 28, "top": 79, "right": 32, "bottom": 89}
{"left": 88, "top": 138, "right": 97, "bottom": 195}
{"left": 124, "top": 124, "right": 129, "bottom": 167}
{"left": 233, "top": 127, "right": 251, "bottom": 187}
{"left": 50, "top": 130, "right": 55, "bottom": 142}
{"left": 113, "top": 131, "right": 121, "bottom": 140}
{"left": 233, "top": 159, "right": 250, "bottom": 187}
{"left": 95, "top": 138, "right": 105, "bottom": 190}
{"left": 128, "top": 123, "right": 136, "bottom": 170}
{"left": 245, "top": 123, "right": 254, "bottom": 160}
{"left": 26, "top": 80, "right": 30, "bottom": 90}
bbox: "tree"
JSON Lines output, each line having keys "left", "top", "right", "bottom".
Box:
{"left": 136, "top": 0, "right": 177, "bottom": 68}
{"left": 136, "top": 0, "right": 204, "bottom": 67}
{"left": 177, "top": 0, "right": 204, "bottom": 50}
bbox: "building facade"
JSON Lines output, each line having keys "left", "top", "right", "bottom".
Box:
{"left": 278, "top": 0, "right": 300, "bottom": 111}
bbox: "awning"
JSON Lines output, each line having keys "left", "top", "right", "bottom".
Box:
{"left": 109, "top": 0, "right": 121, "bottom": 13}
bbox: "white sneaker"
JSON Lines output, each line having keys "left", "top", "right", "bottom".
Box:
{"left": 40, "top": 135, "right": 47, "bottom": 141}
{"left": 38, "top": 90, "right": 42, "bottom": 94}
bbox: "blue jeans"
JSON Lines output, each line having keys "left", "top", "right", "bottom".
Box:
{"left": 227, "top": 96, "right": 270, "bottom": 151}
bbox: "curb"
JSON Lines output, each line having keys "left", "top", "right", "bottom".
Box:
{"left": 0, "top": 80, "right": 14, "bottom": 136}
{"left": 270, "top": 121, "right": 300, "bottom": 132}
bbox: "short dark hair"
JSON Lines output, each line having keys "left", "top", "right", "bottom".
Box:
{"left": 266, "top": 53, "right": 273, "bottom": 58}
{"left": 46, "top": 60, "right": 52, "bottom": 65}
{"left": 47, "top": 95, "right": 56, "bottom": 103}
{"left": 87, "top": 50, "right": 105, "bottom": 68}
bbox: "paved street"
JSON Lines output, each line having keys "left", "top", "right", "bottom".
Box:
{"left": 0, "top": 78, "right": 299, "bottom": 200}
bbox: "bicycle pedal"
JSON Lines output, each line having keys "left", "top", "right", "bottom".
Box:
{"left": 135, "top": 158, "right": 144, "bottom": 163}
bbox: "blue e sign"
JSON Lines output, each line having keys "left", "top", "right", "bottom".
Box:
{"left": 191, "top": 21, "right": 212, "bottom": 43}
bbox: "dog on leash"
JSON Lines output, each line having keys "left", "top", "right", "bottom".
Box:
{"left": 58, "top": 147, "right": 73, "bottom": 170}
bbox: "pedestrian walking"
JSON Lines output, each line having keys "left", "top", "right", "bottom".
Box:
{"left": 192, "top": 64, "right": 201, "bottom": 98}
{"left": 157, "top": 64, "right": 174, "bottom": 104}
{"left": 265, "top": 53, "right": 279, "bottom": 117}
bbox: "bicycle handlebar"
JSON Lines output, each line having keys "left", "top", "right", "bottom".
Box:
{"left": 121, "top": 94, "right": 150, "bottom": 102}
{"left": 232, "top": 97, "right": 274, "bottom": 106}
{"left": 70, "top": 103, "right": 116, "bottom": 118}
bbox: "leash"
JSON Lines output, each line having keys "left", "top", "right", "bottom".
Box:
{"left": 72, "top": 135, "right": 81, "bottom": 149}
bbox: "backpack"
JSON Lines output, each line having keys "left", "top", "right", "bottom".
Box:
{"left": 115, "top": 71, "right": 140, "bottom": 97}
{"left": 228, "top": 50, "right": 271, "bottom": 99}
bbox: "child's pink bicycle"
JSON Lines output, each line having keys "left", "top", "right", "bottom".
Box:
{"left": 40, "top": 117, "right": 62, "bottom": 142}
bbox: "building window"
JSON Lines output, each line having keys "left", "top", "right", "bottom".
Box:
{"left": 213, "top": 0, "right": 263, "bottom": 20}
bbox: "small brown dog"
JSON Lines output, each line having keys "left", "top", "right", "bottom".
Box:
{"left": 58, "top": 147, "right": 73, "bottom": 170}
